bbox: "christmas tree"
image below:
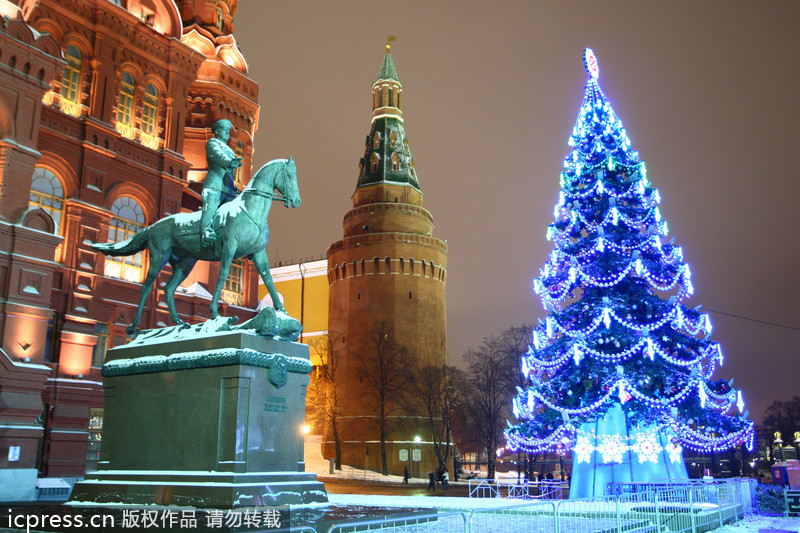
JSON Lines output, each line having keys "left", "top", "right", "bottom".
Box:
{"left": 505, "top": 50, "right": 754, "bottom": 497}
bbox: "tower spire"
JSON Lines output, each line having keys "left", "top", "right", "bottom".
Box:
{"left": 378, "top": 36, "right": 399, "bottom": 82}
{"left": 357, "top": 43, "right": 419, "bottom": 191}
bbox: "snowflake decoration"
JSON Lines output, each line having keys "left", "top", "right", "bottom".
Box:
{"left": 574, "top": 434, "right": 595, "bottom": 464}
{"left": 665, "top": 441, "right": 683, "bottom": 464}
{"left": 631, "top": 431, "right": 664, "bottom": 464}
{"left": 597, "top": 433, "right": 627, "bottom": 464}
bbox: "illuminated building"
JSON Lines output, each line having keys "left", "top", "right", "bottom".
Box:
{"left": 0, "top": 0, "right": 260, "bottom": 498}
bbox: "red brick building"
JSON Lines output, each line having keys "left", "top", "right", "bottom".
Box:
{"left": 0, "top": 0, "right": 260, "bottom": 499}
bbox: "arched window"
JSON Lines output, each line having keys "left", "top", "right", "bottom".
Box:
{"left": 390, "top": 153, "right": 400, "bottom": 172}
{"left": 29, "top": 167, "right": 65, "bottom": 231}
{"left": 140, "top": 83, "right": 159, "bottom": 149}
{"left": 104, "top": 196, "right": 145, "bottom": 282}
{"left": 389, "top": 131, "right": 397, "bottom": 149}
{"left": 60, "top": 45, "right": 82, "bottom": 116}
{"left": 372, "top": 133, "right": 381, "bottom": 150}
{"left": 370, "top": 153, "right": 380, "bottom": 172}
{"left": 116, "top": 72, "right": 136, "bottom": 138}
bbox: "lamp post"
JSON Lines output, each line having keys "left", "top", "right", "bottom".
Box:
{"left": 414, "top": 436, "right": 421, "bottom": 478}
{"left": 773, "top": 432, "right": 784, "bottom": 463}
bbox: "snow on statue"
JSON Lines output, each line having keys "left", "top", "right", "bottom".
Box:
{"left": 504, "top": 49, "right": 754, "bottom": 498}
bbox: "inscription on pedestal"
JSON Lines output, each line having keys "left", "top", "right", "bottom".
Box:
{"left": 264, "top": 396, "right": 287, "bottom": 413}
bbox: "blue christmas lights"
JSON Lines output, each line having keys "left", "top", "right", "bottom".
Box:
{"left": 504, "top": 49, "right": 754, "bottom": 467}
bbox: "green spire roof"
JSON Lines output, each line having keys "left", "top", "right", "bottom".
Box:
{"left": 377, "top": 45, "right": 399, "bottom": 82}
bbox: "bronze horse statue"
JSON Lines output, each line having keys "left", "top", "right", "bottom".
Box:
{"left": 92, "top": 158, "right": 300, "bottom": 335}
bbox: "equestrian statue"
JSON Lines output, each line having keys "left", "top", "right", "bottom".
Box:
{"left": 91, "top": 144, "right": 300, "bottom": 336}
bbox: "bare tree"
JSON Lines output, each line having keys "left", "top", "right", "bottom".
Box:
{"left": 462, "top": 335, "right": 515, "bottom": 480}
{"left": 413, "top": 364, "right": 466, "bottom": 473}
{"left": 762, "top": 396, "right": 800, "bottom": 446}
{"left": 498, "top": 324, "right": 535, "bottom": 479}
{"left": 357, "top": 323, "right": 416, "bottom": 475}
{"left": 499, "top": 324, "right": 534, "bottom": 390}
{"left": 306, "top": 334, "right": 346, "bottom": 469}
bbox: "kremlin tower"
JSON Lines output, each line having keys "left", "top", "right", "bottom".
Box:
{"left": 325, "top": 44, "right": 448, "bottom": 475}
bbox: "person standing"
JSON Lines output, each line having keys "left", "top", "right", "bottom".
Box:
{"left": 403, "top": 467, "right": 409, "bottom": 484}
{"left": 427, "top": 470, "right": 435, "bottom": 492}
{"left": 442, "top": 468, "right": 450, "bottom": 491}
{"left": 201, "top": 119, "right": 242, "bottom": 245}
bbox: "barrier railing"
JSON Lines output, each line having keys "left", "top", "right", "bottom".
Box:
{"left": 500, "top": 480, "right": 564, "bottom": 500}
{"left": 326, "top": 511, "right": 467, "bottom": 533}
{"left": 467, "top": 501, "right": 557, "bottom": 533}
{"left": 468, "top": 479, "right": 499, "bottom": 498}
{"left": 325, "top": 478, "right": 751, "bottom": 533}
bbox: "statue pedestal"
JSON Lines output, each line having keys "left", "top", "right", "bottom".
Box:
{"left": 70, "top": 331, "right": 327, "bottom": 507}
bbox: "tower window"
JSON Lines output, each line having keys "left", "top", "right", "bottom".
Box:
{"left": 370, "top": 153, "right": 379, "bottom": 172}
{"left": 373, "top": 133, "right": 381, "bottom": 149}
{"left": 215, "top": 5, "right": 224, "bottom": 31}
{"left": 390, "top": 153, "right": 400, "bottom": 172}
{"left": 389, "top": 131, "right": 397, "bottom": 148}
{"left": 388, "top": 88, "right": 393, "bottom": 107}
{"left": 233, "top": 140, "right": 244, "bottom": 189}
{"left": 409, "top": 291, "right": 412, "bottom": 299}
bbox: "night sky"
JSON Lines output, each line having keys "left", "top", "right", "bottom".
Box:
{"left": 233, "top": 2, "right": 799, "bottom": 423}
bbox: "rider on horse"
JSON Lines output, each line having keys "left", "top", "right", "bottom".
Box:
{"left": 201, "top": 119, "right": 242, "bottom": 246}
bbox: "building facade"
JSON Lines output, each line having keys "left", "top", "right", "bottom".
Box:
{"left": 0, "top": 0, "right": 260, "bottom": 498}
{"left": 325, "top": 46, "right": 448, "bottom": 476}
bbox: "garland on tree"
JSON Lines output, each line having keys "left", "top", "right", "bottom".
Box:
{"left": 505, "top": 49, "right": 754, "bottom": 464}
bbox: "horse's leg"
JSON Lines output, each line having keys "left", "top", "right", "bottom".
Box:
{"left": 164, "top": 256, "right": 196, "bottom": 326}
{"left": 209, "top": 240, "right": 237, "bottom": 319}
{"left": 250, "top": 249, "right": 284, "bottom": 312}
{"left": 128, "top": 254, "right": 165, "bottom": 335}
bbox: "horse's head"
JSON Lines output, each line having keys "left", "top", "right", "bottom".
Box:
{"left": 276, "top": 156, "right": 301, "bottom": 208}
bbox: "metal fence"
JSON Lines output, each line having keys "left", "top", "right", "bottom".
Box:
{"left": 468, "top": 479, "right": 564, "bottom": 500}
{"left": 325, "top": 478, "right": 754, "bottom": 533}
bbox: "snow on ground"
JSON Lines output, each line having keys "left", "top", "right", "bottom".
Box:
{"left": 710, "top": 515, "right": 800, "bottom": 532}
{"left": 303, "top": 436, "right": 800, "bottom": 532}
